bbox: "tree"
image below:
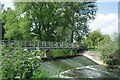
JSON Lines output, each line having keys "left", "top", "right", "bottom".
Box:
{"left": 99, "top": 33, "right": 120, "bottom": 66}
{"left": 89, "top": 30, "right": 105, "bottom": 46}
{"left": 0, "top": 2, "right": 4, "bottom": 40}
{"left": 2, "top": 8, "right": 32, "bottom": 40}
{"left": 83, "top": 30, "right": 109, "bottom": 49}
{"left": 83, "top": 30, "right": 99, "bottom": 49}
{"left": 2, "top": 2, "right": 97, "bottom": 42}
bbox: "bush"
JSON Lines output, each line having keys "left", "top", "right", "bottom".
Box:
{"left": 0, "top": 44, "right": 47, "bottom": 79}
{"left": 51, "top": 50, "right": 71, "bottom": 57}
{"left": 101, "top": 50, "right": 120, "bottom": 66}
{"left": 32, "top": 69, "right": 48, "bottom": 78}
{"left": 98, "top": 35, "right": 120, "bottom": 67}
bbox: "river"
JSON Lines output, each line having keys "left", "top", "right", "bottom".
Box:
{"left": 39, "top": 56, "right": 120, "bottom": 78}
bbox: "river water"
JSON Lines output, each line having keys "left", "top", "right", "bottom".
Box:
{"left": 39, "top": 56, "right": 120, "bottom": 78}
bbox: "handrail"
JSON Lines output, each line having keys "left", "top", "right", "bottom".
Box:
{"left": 0, "top": 40, "right": 80, "bottom": 49}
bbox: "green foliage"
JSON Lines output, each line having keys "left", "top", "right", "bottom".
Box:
{"left": 51, "top": 50, "right": 71, "bottom": 57}
{"left": 30, "top": 49, "right": 46, "bottom": 58}
{"left": 97, "top": 33, "right": 120, "bottom": 66}
{"left": 83, "top": 30, "right": 105, "bottom": 50}
{"left": 83, "top": 30, "right": 119, "bottom": 66}
{"left": 2, "top": 2, "right": 97, "bottom": 42}
{"left": 2, "top": 9, "right": 32, "bottom": 40}
{"left": 0, "top": 44, "right": 48, "bottom": 79}
{"left": 101, "top": 50, "right": 119, "bottom": 66}
{"left": 0, "top": 46, "right": 2, "bottom": 80}
{"left": 32, "top": 69, "right": 48, "bottom": 78}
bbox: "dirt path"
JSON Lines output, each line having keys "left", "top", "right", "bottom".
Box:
{"left": 82, "top": 51, "right": 106, "bottom": 66}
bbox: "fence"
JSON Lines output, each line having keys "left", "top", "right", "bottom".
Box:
{"left": 0, "top": 40, "right": 80, "bottom": 49}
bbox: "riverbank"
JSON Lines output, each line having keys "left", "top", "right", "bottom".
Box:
{"left": 82, "top": 51, "right": 107, "bottom": 66}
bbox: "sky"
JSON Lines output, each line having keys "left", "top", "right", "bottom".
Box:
{"left": 0, "top": 0, "right": 119, "bottom": 35}
{"left": 89, "top": 2, "right": 118, "bottom": 35}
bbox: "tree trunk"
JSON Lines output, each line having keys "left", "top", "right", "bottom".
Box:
{"left": 71, "top": 30, "right": 73, "bottom": 43}
{"left": 0, "top": 19, "right": 2, "bottom": 40}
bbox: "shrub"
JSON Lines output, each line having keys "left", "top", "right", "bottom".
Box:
{"left": 98, "top": 35, "right": 120, "bottom": 67}
{"left": 51, "top": 50, "right": 72, "bottom": 57}
{"left": 32, "top": 69, "right": 48, "bottom": 78}
{"left": 0, "top": 44, "right": 43, "bottom": 79}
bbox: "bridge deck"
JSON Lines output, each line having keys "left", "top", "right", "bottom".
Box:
{"left": 0, "top": 40, "right": 80, "bottom": 50}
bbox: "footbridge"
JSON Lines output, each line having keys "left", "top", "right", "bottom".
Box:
{"left": 0, "top": 40, "right": 84, "bottom": 60}
{"left": 0, "top": 40, "right": 81, "bottom": 50}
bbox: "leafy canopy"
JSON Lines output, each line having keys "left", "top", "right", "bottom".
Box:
{"left": 2, "top": 2, "right": 97, "bottom": 42}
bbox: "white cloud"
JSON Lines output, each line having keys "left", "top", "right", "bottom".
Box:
{"left": 97, "top": 0, "right": 119, "bottom": 2}
{"left": 89, "top": 13, "right": 118, "bottom": 35}
{"left": 1, "top": 0, "right": 15, "bottom": 9}
{"left": 1, "top": 0, "right": 12, "bottom": 3}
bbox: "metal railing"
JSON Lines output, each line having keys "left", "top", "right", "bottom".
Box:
{"left": 0, "top": 40, "right": 80, "bottom": 49}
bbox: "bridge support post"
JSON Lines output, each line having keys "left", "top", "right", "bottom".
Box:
{"left": 45, "top": 50, "right": 53, "bottom": 60}
{"left": 73, "top": 49, "right": 81, "bottom": 56}
{"left": 73, "top": 50, "right": 77, "bottom": 56}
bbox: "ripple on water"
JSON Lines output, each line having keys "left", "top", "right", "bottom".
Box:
{"left": 59, "top": 65, "right": 120, "bottom": 78}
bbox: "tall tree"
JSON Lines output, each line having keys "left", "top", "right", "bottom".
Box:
{"left": 2, "top": 2, "right": 97, "bottom": 42}
{"left": 0, "top": 2, "right": 5, "bottom": 40}
{"left": 83, "top": 30, "right": 107, "bottom": 49}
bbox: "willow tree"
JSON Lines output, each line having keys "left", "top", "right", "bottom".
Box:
{"left": 2, "top": 2, "right": 97, "bottom": 42}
